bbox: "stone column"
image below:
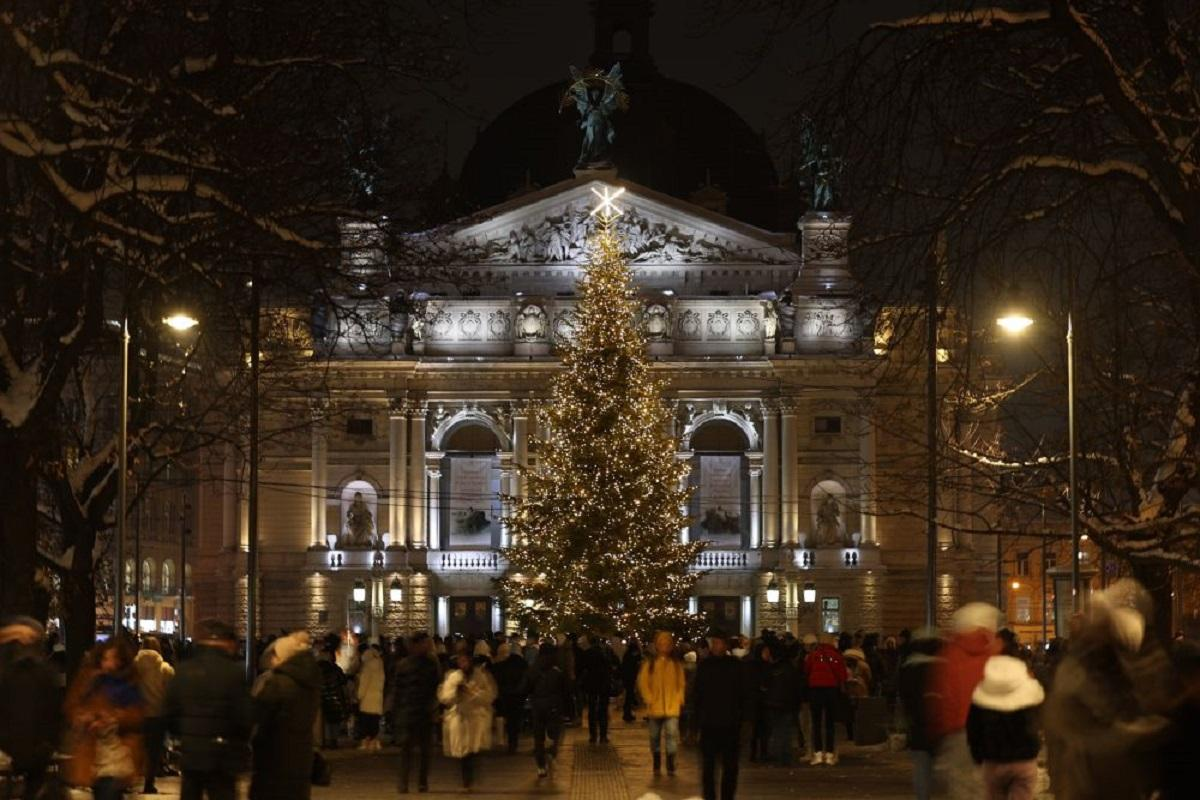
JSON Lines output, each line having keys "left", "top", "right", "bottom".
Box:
{"left": 780, "top": 403, "right": 798, "bottom": 545}
{"left": 749, "top": 462, "right": 763, "bottom": 549}
{"left": 762, "top": 402, "right": 780, "bottom": 547}
{"left": 678, "top": 465, "right": 691, "bottom": 544}
{"left": 499, "top": 462, "right": 513, "bottom": 548}
{"left": 858, "top": 407, "right": 878, "bottom": 544}
{"left": 427, "top": 464, "right": 442, "bottom": 551}
{"left": 408, "top": 406, "right": 427, "bottom": 548}
{"left": 512, "top": 408, "right": 530, "bottom": 500}
{"left": 222, "top": 442, "right": 238, "bottom": 551}
{"left": 310, "top": 415, "right": 327, "bottom": 548}
{"left": 388, "top": 400, "right": 408, "bottom": 546}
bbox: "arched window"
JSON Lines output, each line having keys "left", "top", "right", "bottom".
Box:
{"left": 442, "top": 423, "right": 502, "bottom": 549}
{"left": 142, "top": 558, "right": 155, "bottom": 594}
{"left": 690, "top": 420, "right": 751, "bottom": 544}
{"left": 124, "top": 559, "right": 135, "bottom": 595}
{"left": 161, "top": 559, "right": 176, "bottom": 595}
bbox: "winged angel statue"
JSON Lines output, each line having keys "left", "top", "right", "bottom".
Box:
{"left": 561, "top": 63, "right": 629, "bottom": 169}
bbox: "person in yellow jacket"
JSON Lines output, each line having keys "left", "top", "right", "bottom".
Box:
{"left": 637, "top": 630, "right": 685, "bottom": 776}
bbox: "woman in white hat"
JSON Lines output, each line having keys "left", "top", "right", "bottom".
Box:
{"left": 965, "top": 655, "right": 1043, "bottom": 799}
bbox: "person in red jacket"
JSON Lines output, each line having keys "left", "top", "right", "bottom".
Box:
{"left": 804, "top": 633, "right": 847, "bottom": 765}
{"left": 927, "top": 602, "right": 1001, "bottom": 800}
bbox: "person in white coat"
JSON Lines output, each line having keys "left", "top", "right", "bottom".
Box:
{"left": 438, "top": 649, "right": 498, "bottom": 790}
{"left": 355, "top": 644, "right": 385, "bottom": 751}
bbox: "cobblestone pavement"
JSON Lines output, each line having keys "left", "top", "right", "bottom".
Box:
{"left": 122, "top": 712, "right": 917, "bottom": 799}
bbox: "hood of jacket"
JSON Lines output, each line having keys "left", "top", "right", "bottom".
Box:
{"left": 136, "top": 649, "right": 164, "bottom": 669}
{"left": 274, "top": 650, "right": 321, "bottom": 690}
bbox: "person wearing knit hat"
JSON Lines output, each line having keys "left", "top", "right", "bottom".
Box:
{"left": 928, "top": 603, "right": 1001, "bottom": 800}
{"left": 965, "top": 655, "right": 1044, "bottom": 799}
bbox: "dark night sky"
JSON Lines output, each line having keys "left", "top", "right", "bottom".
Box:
{"left": 435, "top": 0, "right": 912, "bottom": 175}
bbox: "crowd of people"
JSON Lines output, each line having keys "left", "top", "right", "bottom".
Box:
{"left": 2, "top": 577, "right": 1199, "bottom": 800}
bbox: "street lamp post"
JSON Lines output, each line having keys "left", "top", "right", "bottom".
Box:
{"left": 998, "top": 295, "right": 1081, "bottom": 615}
{"left": 116, "top": 317, "right": 129, "bottom": 638}
{"left": 925, "top": 252, "right": 939, "bottom": 629}
{"left": 246, "top": 273, "right": 261, "bottom": 680}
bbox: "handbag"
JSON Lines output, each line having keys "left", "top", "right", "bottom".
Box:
{"left": 311, "top": 750, "right": 332, "bottom": 786}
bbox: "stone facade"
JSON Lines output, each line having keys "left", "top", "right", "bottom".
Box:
{"left": 192, "top": 176, "right": 990, "bottom": 641}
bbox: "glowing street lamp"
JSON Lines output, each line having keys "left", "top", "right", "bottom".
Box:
{"left": 997, "top": 287, "right": 1082, "bottom": 615}
{"left": 352, "top": 580, "right": 367, "bottom": 604}
{"left": 389, "top": 579, "right": 403, "bottom": 603}
{"left": 803, "top": 582, "right": 817, "bottom": 604}
{"left": 163, "top": 313, "right": 200, "bottom": 332}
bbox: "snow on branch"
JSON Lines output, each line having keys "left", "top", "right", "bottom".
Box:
{"left": 874, "top": 6, "right": 1051, "bottom": 30}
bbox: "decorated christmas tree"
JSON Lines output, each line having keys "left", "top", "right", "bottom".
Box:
{"left": 499, "top": 197, "right": 704, "bottom": 634}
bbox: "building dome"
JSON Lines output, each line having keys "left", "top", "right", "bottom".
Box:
{"left": 458, "top": 2, "right": 784, "bottom": 229}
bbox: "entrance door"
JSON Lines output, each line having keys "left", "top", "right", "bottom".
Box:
{"left": 699, "top": 596, "right": 742, "bottom": 635}
{"left": 449, "top": 596, "right": 493, "bottom": 638}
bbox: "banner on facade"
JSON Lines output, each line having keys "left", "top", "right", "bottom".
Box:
{"left": 699, "top": 455, "right": 742, "bottom": 538}
{"left": 448, "top": 456, "right": 500, "bottom": 545}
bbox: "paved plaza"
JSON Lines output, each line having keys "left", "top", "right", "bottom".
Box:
{"left": 130, "top": 714, "right": 915, "bottom": 799}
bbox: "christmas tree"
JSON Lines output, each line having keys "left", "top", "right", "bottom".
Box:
{"left": 499, "top": 200, "right": 704, "bottom": 635}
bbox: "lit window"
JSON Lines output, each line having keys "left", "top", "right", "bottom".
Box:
{"left": 142, "top": 559, "right": 155, "bottom": 594}
{"left": 161, "top": 559, "right": 175, "bottom": 595}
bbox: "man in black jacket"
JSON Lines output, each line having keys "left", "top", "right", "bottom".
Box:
{"left": 694, "top": 630, "right": 746, "bottom": 800}
{"left": 165, "top": 618, "right": 252, "bottom": 800}
{"left": 393, "top": 632, "right": 441, "bottom": 793}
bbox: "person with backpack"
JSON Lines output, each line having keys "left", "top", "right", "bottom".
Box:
{"left": 805, "top": 632, "right": 848, "bottom": 765}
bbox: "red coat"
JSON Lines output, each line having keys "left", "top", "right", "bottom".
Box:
{"left": 804, "top": 644, "right": 848, "bottom": 689}
{"left": 926, "top": 629, "right": 1000, "bottom": 740}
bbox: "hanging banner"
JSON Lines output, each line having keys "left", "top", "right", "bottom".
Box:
{"left": 699, "top": 455, "right": 742, "bottom": 537}
{"left": 448, "top": 456, "right": 499, "bottom": 546}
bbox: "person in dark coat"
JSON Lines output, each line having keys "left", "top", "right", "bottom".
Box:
{"left": 762, "top": 643, "right": 803, "bottom": 766}
{"left": 744, "top": 641, "right": 769, "bottom": 762}
{"left": 165, "top": 618, "right": 252, "bottom": 800}
{"left": 491, "top": 641, "right": 529, "bottom": 753}
{"left": 620, "top": 639, "right": 642, "bottom": 722}
{"left": 1161, "top": 639, "right": 1200, "bottom": 800}
{"left": 897, "top": 632, "right": 942, "bottom": 800}
{"left": 393, "top": 632, "right": 442, "bottom": 794}
{"left": 578, "top": 634, "right": 617, "bottom": 744}
{"left": 966, "top": 655, "right": 1044, "bottom": 799}
{"left": 316, "top": 646, "right": 347, "bottom": 748}
{"left": 524, "top": 642, "right": 569, "bottom": 778}
{"left": 693, "top": 630, "right": 745, "bottom": 800}
{"left": 250, "top": 631, "right": 321, "bottom": 800}
{"left": 0, "top": 616, "right": 61, "bottom": 800}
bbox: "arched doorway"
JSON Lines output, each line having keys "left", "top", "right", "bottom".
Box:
{"left": 442, "top": 424, "right": 503, "bottom": 548}
{"left": 690, "top": 419, "right": 751, "bottom": 546}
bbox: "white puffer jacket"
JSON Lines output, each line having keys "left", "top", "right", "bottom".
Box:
{"left": 437, "top": 667, "right": 497, "bottom": 758}
{"left": 355, "top": 648, "right": 385, "bottom": 715}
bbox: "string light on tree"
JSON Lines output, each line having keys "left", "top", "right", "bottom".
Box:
{"left": 498, "top": 193, "right": 704, "bottom": 636}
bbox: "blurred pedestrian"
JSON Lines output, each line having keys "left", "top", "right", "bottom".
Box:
{"left": 439, "top": 646, "right": 498, "bottom": 790}
{"left": 135, "top": 636, "right": 175, "bottom": 793}
{"left": 525, "top": 642, "right": 568, "bottom": 778}
{"left": 64, "top": 638, "right": 145, "bottom": 800}
{"left": 250, "top": 631, "right": 320, "bottom": 800}
{"left": 805, "top": 632, "right": 847, "bottom": 765}
{"left": 1044, "top": 583, "right": 1170, "bottom": 799}
{"left": 638, "top": 630, "right": 685, "bottom": 776}
{"left": 763, "top": 643, "right": 803, "bottom": 766}
{"left": 1162, "top": 639, "right": 1200, "bottom": 799}
{"left": 966, "top": 655, "right": 1044, "bottom": 800}
{"left": 620, "top": 638, "right": 643, "bottom": 722}
{"left": 165, "top": 618, "right": 252, "bottom": 800}
{"left": 897, "top": 629, "right": 942, "bottom": 800}
{"left": 316, "top": 643, "right": 348, "bottom": 748}
{"left": 928, "top": 602, "right": 1001, "bottom": 799}
{"left": 492, "top": 641, "right": 529, "bottom": 753}
{"left": 394, "top": 632, "right": 441, "bottom": 794}
{"left": 694, "top": 630, "right": 745, "bottom": 800}
{"left": 0, "top": 616, "right": 61, "bottom": 800}
{"left": 579, "top": 634, "right": 618, "bottom": 744}
{"left": 356, "top": 643, "right": 385, "bottom": 751}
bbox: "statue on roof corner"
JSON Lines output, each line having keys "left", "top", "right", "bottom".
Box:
{"left": 798, "top": 117, "right": 844, "bottom": 212}
{"left": 561, "top": 63, "right": 629, "bottom": 169}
